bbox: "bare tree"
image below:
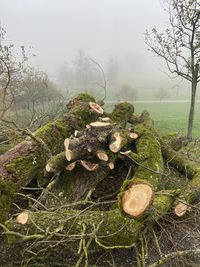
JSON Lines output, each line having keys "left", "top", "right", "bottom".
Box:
{"left": 145, "top": 0, "right": 200, "bottom": 140}
{"left": 0, "top": 26, "right": 31, "bottom": 120}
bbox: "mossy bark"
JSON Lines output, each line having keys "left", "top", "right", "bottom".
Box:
{"left": 118, "top": 123, "right": 164, "bottom": 217}
{"left": 0, "top": 93, "right": 99, "bottom": 222}
{"left": 2, "top": 190, "right": 178, "bottom": 257}
{"left": 111, "top": 102, "right": 134, "bottom": 128}
{"left": 42, "top": 161, "right": 114, "bottom": 207}
{"left": 160, "top": 139, "right": 200, "bottom": 207}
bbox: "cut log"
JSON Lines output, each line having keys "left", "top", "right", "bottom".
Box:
{"left": 128, "top": 132, "right": 139, "bottom": 140}
{"left": 101, "top": 117, "right": 111, "bottom": 122}
{"left": 0, "top": 93, "right": 99, "bottom": 222}
{"left": 42, "top": 161, "right": 115, "bottom": 206}
{"left": 118, "top": 123, "right": 164, "bottom": 218}
{"left": 65, "top": 162, "right": 76, "bottom": 171}
{"left": 160, "top": 139, "right": 200, "bottom": 216}
{"left": 109, "top": 131, "right": 134, "bottom": 153}
{"left": 45, "top": 151, "right": 66, "bottom": 173}
{"left": 89, "top": 102, "right": 104, "bottom": 114}
{"left": 174, "top": 202, "right": 189, "bottom": 217}
{"left": 121, "top": 183, "right": 153, "bottom": 218}
{"left": 96, "top": 150, "right": 109, "bottom": 161}
{"left": 111, "top": 102, "right": 134, "bottom": 128}
{"left": 16, "top": 211, "right": 29, "bottom": 225}
{"left": 3, "top": 190, "right": 179, "bottom": 251}
{"left": 64, "top": 124, "right": 113, "bottom": 162}
{"left": 80, "top": 160, "right": 99, "bottom": 171}
{"left": 89, "top": 121, "right": 111, "bottom": 127}
{"left": 108, "top": 162, "right": 115, "bottom": 170}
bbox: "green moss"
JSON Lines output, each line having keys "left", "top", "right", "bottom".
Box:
{"left": 0, "top": 180, "right": 15, "bottom": 222}
{"left": 73, "top": 93, "right": 95, "bottom": 102}
{"left": 111, "top": 102, "right": 134, "bottom": 128}
{"left": 129, "top": 124, "right": 163, "bottom": 189}
{"left": 0, "top": 144, "right": 13, "bottom": 155}
{"left": 70, "top": 105, "right": 96, "bottom": 126}
{"left": 6, "top": 150, "right": 44, "bottom": 185}
{"left": 35, "top": 119, "right": 69, "bottom": 154}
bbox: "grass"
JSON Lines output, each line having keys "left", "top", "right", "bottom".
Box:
{"left": 105, "top": 101, "right": 200, "bottom": 138}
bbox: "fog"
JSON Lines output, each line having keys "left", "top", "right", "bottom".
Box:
{"left": 0, "top": 0, "right": 194, "bottom": 99}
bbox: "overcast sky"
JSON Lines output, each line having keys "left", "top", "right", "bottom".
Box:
{"left": 0, "top": 0, "right": 183, "bottom": 91}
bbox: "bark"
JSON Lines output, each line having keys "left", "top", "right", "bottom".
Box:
{"left": 2, "top": 190, "right": 177, "bottom": 253}
{"left": 187, "top": 79, "right": 197, "bottom": 141}
{"left": 160, "top": 139, "right": 200, "bottom": 216}
{"left": 0, "top": 93, "right": 100, "bottom": 222}
{"left": 118, "top": 123, "right": 164, "bottom": 218}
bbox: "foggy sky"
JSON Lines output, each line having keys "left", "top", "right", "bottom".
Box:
{"left": 0, "top": 0, "right": 185, "bottom": 91}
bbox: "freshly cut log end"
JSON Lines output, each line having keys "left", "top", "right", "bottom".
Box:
{"left": 174, "top": 202, "right": 189, "bottom": 217}
{"left": 89, "top": 102, "right": 104, "bottom": 114}
{"left": 80, "top": 160, "right": 99, "bottom": 171}
{"left": 109, "top": 132, "right": 124, "bottom": 153}
{"left": 90, "top": 121, "right": 111, "bottom": 127}
{"left": 16, "top": 212, "right": 29, "bottom": 225}
{"left": 121, "top": 183, "right": 153, "bottom": 218}
{"left": 108, "top": 162, "right": 114, "bottom": 170}
{"left": 129, "top": 132, "right": 139, "bottom": 140}
{"left": 64, "top": 138, "right": 70, "bottom": 150}
{"left": 45, "top": 163, "right": 54, "bottom": 173}
{"left": 74, "top": 130, "right": 80, "bottom": 137}
{"left": 64, "top": 138, "right": 73, "bottom": 161}
{"left": 97, "top": 151, "right": 109, "bottom": 161}
{"left": 66, "top": 162, "right": 76, "bottom": 171}
{"left": 65, "top": 149, "right": 73, "bottom": 161}
{"left": 120, "top": 150, "right": 132, "bottom": 155}
{"left": 101, "top": 117, "right": 110, "bottom": 122}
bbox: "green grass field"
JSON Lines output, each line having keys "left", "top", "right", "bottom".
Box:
{"left": 105, "top": 101, "right": 200, "bottom": 137}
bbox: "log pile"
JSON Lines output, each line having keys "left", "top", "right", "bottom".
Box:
{"left": 0, "top": 93, "right": 199, "bottom": 266}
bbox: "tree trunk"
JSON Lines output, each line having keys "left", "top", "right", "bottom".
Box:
{"left": 187, "top": 79, "right": 197, "bottom": 141}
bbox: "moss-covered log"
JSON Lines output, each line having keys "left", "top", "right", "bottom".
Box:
{"left": 118, "top": 123, "right": 164, "bottom": 218}
{"left": 2, "top": 190, "right": 178, "bottom": 250}
{"left": 160, "top": 139, "right": 200, "bottom": 216}
{"left": 42, "top": 161, "right": 116, "bottom": 207}
{"left": 0, "top": 93, "right": 100, "bottom": 222}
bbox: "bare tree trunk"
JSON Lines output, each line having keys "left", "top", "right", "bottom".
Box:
{"left": 187, "top": 81, "right": 197, "bottom": 141}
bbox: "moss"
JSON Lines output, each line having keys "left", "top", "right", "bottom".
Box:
{"left": 128, "top": 124, "right": 163, "bottom": 189}
{"left": 111, "top": 102, "right": 134, "bottom": 128}
{"left": 180, "top": 170, "right": 200, "bottom": 203}
{"left": 0, "top": 144, "right": 13, "bottom": 155}
{"left": 5, "top": 149, "right": 44, "bottom": 185}
{"left": 34, "top": 120, "right": 70, "bottom": 155}
{"left": 153, "top": 191, "right": 177, "bottom": 215}
{"left": 5, "top": 208, "right": 141, "bottom": 248}
{"left": 70, "top": 105, "right": 96, "bottom": 126}
{"left": 0, "top": 180, "right": 15, "bottom": 222}
{"left": 117, "top": 123, "right": 164, "bottom": 217}
{"left": 73, "top": 93, "right": 95, "bottom": 102}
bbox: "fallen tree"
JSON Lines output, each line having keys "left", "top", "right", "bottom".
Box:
{"left": 0, "top": 93, "right": 199, "bottom": 266}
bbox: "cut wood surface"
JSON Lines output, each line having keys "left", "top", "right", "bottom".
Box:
{"left": 121, "top": 183, "right": 153, "bottom": 217}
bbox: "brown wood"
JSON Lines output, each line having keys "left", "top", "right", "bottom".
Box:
{"left": 121, "top": 183, "right": 153, "bottom": 218}
{"left": 89, "top": 102, "right": 104, "bottom": 114}
{"left": 16, "top": 212, "right": 29, "bottom": 225}
{"left": 174, "top": 203, "right": 189, "bottom": 217}
{"left": 97, "top": 150, "right": 109, "bottom": 161}
{"left": 65, "top": 162, "right": 76, "bottom": 171}
{"left": 80, "top": 160, "right": 99, "bottom": 171}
